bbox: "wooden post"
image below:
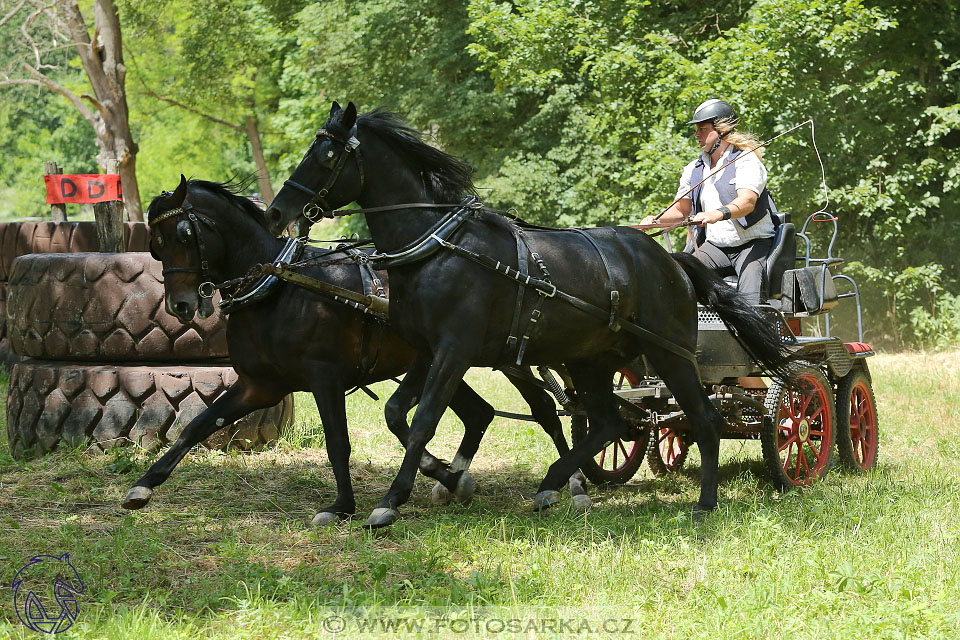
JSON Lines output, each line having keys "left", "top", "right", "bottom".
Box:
{"left": 93, "top": 159, "right": 126, "bottom": 253}
{"left": 43, "top": 161, "right": 68, "bottom": 222}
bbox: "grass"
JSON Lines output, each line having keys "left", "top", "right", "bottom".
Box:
{"left": 1, "top": 351, "right": 959, "bottom": 638}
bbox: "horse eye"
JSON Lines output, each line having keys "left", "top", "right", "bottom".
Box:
{"left": 155, "top": 235, "right": 164, "bottom": 248}
{"left": 176, "top": 220, "right": 193, "bottom": 244}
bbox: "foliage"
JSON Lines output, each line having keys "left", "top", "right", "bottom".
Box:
{"left": 2, "top": 0, "right": 958, "bottom": 347}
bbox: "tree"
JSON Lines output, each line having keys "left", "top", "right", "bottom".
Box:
{"left": 123, "top": 0, "right": 304, "bottom": 203}
{"left": 0, "top": 0, "right": 144, "bottom": 220}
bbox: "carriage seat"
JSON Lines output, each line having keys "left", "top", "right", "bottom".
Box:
{"left": 765, "top": 212, "right": 795, "bottom": 300}
{"left": 716, "top": 212, "right": 795, "bottom": 300}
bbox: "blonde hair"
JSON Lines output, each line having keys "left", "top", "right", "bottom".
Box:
{"left": 715, "top": 117, "right": 764, "bottom": 160}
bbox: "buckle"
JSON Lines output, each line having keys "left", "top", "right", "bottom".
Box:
{"left": 198, "top": 282, "right": 216, "bottom": 299}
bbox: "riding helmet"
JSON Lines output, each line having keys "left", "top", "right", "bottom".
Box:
{"left": 686, "top": 99, "right": 738, "bottom": 126}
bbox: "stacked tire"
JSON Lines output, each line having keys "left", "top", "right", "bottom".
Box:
{"left": 0, "top": 221, "right": 149, "bottom": 368}
{"left": 4, "top": 238, "right": 293, "bottom": 459}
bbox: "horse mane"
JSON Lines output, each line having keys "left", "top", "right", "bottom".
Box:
{"left": 147, "top": 177, "right": 268, "bottom": 229}
{"left": 355, "top": 109, "right": 478, "bottom": 204}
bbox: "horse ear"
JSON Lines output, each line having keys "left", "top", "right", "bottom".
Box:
{"left": 170, "top": 174, "right": 188, "bottom": 207}
{"left": 330, "top": 101, "right": 342, "bottom": 117}
{"left": 342, "top": 101, "right": 358, "bottom": 129}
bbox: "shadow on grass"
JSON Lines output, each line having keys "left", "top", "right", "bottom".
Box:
{"left": 1, "top": 442, "right": 888, "bottom": 617}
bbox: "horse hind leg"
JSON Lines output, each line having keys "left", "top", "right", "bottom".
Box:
{"left": 643, "top": 345, "right": 724, "bottom": 512}
{"left": 507, "top": 369, "right": 592, "bottom": 510}
{"left": 431, "top": 380, "right": 496, "bottom": 505}
{"left": 533, "top": 361, "right": 628, "bottom": 512}
{"left": 383, "top": 356, "right": 475, "bottom": 505}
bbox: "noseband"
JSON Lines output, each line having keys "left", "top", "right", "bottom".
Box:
{"left": 283, "top": 126, "right": 365, "bottom": 223}
{"left": 150, "top": 199, "right": 218, "bottom": 299}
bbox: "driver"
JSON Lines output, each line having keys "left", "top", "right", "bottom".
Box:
{"left": 644, "top": 99, "right": 777, "bottom": 305}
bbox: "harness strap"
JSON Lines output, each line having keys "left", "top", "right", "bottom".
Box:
{"left": 502, "top": 228, "right": 529, "bottom": 359}
{"left": 259, "top": 264, "right": 389, "bottom": 319}
{"left": 572, "top": 228, "right": 621, "bottom": 331}
{"left": 347, "top": 249, "right": 387, "bottom": 384}
{"left": 429, "top": 235, "right": 700, "bottom": 370}
{"left": 369, "top": 198, "right": 478, "bottom": 269}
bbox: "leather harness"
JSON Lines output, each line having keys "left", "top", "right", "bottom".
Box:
{"left": 270, "top": 126, "right": 702, "bottom": 371}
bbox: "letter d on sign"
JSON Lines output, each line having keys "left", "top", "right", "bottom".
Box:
{"left": 61, "top": 179, "right": 78, "bottom": 198}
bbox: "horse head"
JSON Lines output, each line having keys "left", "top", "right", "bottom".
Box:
{"left": 147, "top": 175, "right": 223, "bottom": 322}
{"left": 266, "top": 101, "right": 362, "bottom": 236}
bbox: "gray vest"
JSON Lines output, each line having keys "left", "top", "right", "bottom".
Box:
{"left": 690, "top": 149, "right": 777, "bottom": 246}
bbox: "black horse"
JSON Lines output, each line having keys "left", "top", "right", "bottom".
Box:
{"left": 122, "top": 177, "right": 589, "bottom": 524}
{"left": 266, "top": 102, "right": 792, "bottom": 527}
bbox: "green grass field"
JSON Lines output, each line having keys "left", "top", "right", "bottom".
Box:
{"left": 1, "top": 351, "right": 959, "bottom": 639}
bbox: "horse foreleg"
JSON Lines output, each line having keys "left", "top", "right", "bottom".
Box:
{"left": 383, "top": 355, "right": 474, "bottom": 502}
{"left": 506, "top": 370, "right": 592, "bottom": 510}
{"left": 309, "top": 376, "right": 355, "bottom": 526}
{"left": 122, "top": 381, "right": 282, "bottom": 510}
{"left": 365, "top": 353, "right": 471, "bottom": 528}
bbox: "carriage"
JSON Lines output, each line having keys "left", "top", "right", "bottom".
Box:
{"left": 566, "top": 210, "right": 879, "bottom": 490}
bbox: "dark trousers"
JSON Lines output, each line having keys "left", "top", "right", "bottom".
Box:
{"left": 693, "top": 237, "right": 773, "bottom": 306}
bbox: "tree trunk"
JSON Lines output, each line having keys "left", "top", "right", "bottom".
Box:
{"left": 245, "top": 115, "right": 274, "bottom": 205}
{"left": 59, "top": 0, "right": 144, "bottom": 221}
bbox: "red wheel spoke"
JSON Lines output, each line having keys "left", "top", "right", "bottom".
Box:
{"left": 793, "top": 447, "right": 804, "bottom": 480}
{"left": 797, "top": 446, "right": 810, "bottom": 480}
{"left": 618, "top": 440, "right": 630, "bottom": 464}
{"left": 598, "top": 447, "right": 606, "bottom": 468}
{"left": 782, "top": 441, "right": 795, "bottom": 472}
{"left": 778, "top": 434, "right": 798, "bottom": 452}
{"left": 612, "top": 442, "right": 619, "bottom": 469}
{"left": 799, "top": 390, "right": 814, "bottom": 417}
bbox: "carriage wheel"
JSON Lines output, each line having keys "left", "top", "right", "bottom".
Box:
{"left": 646, "top": 422, "right": 689, "bottom": 476}
{"left": 571, "top": 366, "right": 650, "bottom": 485}
{"left": 760, "top": 364, "right": 836, "bottom": 489}
{"left": 835, "top": 368, "right": 879, "bottom": 471}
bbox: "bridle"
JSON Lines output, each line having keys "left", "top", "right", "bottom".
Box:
{"left": 149, "top": 198, "right": 219, "bottom": 300}
{"left": 282, "top": 125, "right": 365, "bottom": 223}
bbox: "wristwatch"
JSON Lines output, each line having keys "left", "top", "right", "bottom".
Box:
{"left": 719, "top": 205, "right": 732, "bottom": 220}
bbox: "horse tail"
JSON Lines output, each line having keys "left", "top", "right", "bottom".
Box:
{"left": 670, "top": 251, "right": 795, "bottom": 378}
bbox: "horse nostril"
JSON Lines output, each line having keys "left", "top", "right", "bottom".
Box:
{"left": 174, "top": 301, "right": 190, "bottom": 318}
{"left": 266, "top": 208, "right": 280, "bottom": 223}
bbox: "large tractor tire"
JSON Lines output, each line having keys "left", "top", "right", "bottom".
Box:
{"left": 6, "top": 252, "right": 228, "bottom": 362}
{"left": 0, "top": 281, "right": 6, "bottom": 339}
{"left": 0, "top": 221, "right": 149, "bottom": 280}
{"left": 6, "top": 360, "right": 294, "bottom": 459}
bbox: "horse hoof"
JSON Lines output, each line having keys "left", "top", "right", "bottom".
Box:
{"left": 122, "top": 486, "right": 153, "bottom": 510}
{"left": 454, "top": 471, "right": 476, "bottom": 504}
{"left": 431, "top": 481, "right": 453, "bottom": 505}
{"left": 533, "top": 490, "right": 561, "bottom": 512}
{"left": 692, "top": 502, "right": 717, "bottom": 523}
{"left": 572, "top": 494, "right": 593, "bottom": 510}
{"left": 311, "top": 512, "right": 341, "bottom": 527}
{"left": 363, "top": 507, "right": 399, "bottom": 529}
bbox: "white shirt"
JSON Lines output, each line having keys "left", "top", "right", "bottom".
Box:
{"left": 675, "top": 145, "right": 774, "bottom": 247}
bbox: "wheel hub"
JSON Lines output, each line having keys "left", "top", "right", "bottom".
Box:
{"left": 798, "top": 418, "right": 810, "bottom": 441}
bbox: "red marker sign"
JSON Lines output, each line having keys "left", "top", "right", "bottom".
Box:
{"left": 44, "top": 174, "right": 122, "bottom": 204}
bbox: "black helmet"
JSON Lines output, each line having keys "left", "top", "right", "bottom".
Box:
{"left": 686, "top": 99, "right": 738, "bottom": 126}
